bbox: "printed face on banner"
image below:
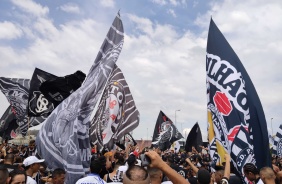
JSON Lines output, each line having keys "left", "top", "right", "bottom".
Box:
{"left": 101, "top": 82, "right": 124, "bottom": 145}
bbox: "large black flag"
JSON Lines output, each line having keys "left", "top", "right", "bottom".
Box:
{"left": 39, "top": 70, "right": 86, "bottom": 107}
{"left": 36, "top": 12, "right": 124, "bottom": 183}
{"left": 185, "top": 122, "right": 203, "bottom": 152}
{"left": 206, "top": 18, "right": 271, "bottom": 179}
{"left": 0, "top": 106, "right": 17, "bottom": 139}
{"left": 90, "top": 64, "right": 140, "bottom": 151}
{"left": 28, "top": 68, "right": 58, "bottom": 117}
{"left": 152, "top": 111, "right": 183, "bottom": 151}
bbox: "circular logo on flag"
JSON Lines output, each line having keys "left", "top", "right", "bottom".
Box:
{"left": 213, "top": 91, "right": 232, "bottom": 116}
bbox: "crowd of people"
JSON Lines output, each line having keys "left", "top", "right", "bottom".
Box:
{"left": 0, "top": 139, "right": 280, "bottom": 184}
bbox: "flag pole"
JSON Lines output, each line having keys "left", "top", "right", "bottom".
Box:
{"left": 28, "top": 117, "right": 30, "bottom": 141}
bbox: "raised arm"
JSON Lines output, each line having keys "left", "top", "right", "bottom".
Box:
{"left": 146, "top": 150, "right": 190, "bottom": 184}
{"left": 185, "top": 157, "right": 199, "bottom": 173}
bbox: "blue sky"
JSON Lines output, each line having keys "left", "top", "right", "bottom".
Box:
{"left": 0, "top": 0, "right": 281, "bottom": 140}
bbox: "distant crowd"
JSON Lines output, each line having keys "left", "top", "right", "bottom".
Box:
{"left": 0, "top": 139, "right": 280, "bottom": 184}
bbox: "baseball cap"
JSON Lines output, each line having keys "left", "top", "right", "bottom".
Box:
{"left": 23, "top": 156, "right": 45, "bottom": 166}
{"left": 197, "top": 169, "right": 210, "bottom": 184}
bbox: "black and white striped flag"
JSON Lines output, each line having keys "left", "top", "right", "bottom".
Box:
{"left": 273, "top": 124, "right": 282, "bottom": 157}
{"left": 90, "top": 64, "right": 139, "bottom": 151}
{"left": 36, "top": 12, "right": 124, "bottom": 184}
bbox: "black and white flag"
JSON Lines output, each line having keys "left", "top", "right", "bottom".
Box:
{"left": 152, "top": 111, "right": 183, "bottom": 151}
{"left": 116, "top": 133, "right": 137, "bottom": 150}
{"left": 36, "top": 12, "right": 124, "bottom": 184}
{"left": 206, "top": 18, "right": 271, "bottom": 181}
{"left": 90, "top": 64, "right": 140, "bottom": 151}
{"left": 28, "top": 68, "right": 58, "bottom": 117}
{"left": 0, "top": 77, "right": 30, "bottom": 135}
{"left": 0, "top": 78, "right": 46, "bottom": 135}
{"left": 273, "top": 124, "right": 282, "bottom": 157}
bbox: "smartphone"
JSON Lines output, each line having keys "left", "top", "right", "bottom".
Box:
{"left": 140, "top": 154, "right": 151, "bottom": 167}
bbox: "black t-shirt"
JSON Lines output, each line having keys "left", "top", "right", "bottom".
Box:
{"left": 229, "top": 174, "right": 242, "bottom": 184}
{"left": 0, "top": 163, "right": 18, "bottom": 173}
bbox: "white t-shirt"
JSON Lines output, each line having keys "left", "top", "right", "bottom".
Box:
{"left": 26, "top": 176, "right": 37, "bottom": 184}
{"left": 75, "top": 174, "right": 107, "bottom": 184}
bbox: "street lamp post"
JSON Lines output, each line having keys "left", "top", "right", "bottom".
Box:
{"left": 175, "top": 109, "right": 181, "bottom": 129}
{"left": 271, "top": 118, "right": 273, "bottom": 135}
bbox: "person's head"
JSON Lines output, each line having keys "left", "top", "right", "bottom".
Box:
{"left": 4, "top": 153, "right": 15, "bottom": 164}
{"left": 127, "top": 154, "right": 137, "bottom": 167}
{"left": 0, "top": 166, "right": 9, "bottom": 184}
{"left": 52, "top": 168, "right": 66, "bottom": 184}
{"left": 147, "top": 167, "right": 162, "bottom": 184}
{"left": 214, "top": 170, "right": 224, "bottom": 183}
{"left": 123, "top": 165, "right": 150, "bottom": 184}
{"left": 90, "top": 156, "right": 106, "bottom": 174}
{"left": 260, "top": 167, "right": 276, "bottom": 183}
{"left": 8, "top": 169, "right": 26, "bottom": 184}
{"left": 196, "top": 168, "right": 210, "bottom": 184}
{"left": 23, "top": 156, "right": 45, "bottom": 173}
{"left": 28, "top": 140, "right": 35, "bottom": 150}
{"left": 243, "top": 163, "right": 259, "bottom": 182}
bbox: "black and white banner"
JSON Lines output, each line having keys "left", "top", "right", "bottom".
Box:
{"left": 273, "top": 124, "right": 282, "bottom": 157}
{"left": 90, "top": 64, "right": 139, "bottom": 151}
{"left": 206, "top": 18, "right": 271, "bottom": 181}
{"left": 36, "top": 12, "right": 124, "bottom": 184}
{"left": 152, "top": 111, "right": 183, "bottom": 151}
{"left": 0, "top": 78, "right": 46, "bottom": 136}
{"left": 28, "top": 68, "right": 58, "bottom": 117}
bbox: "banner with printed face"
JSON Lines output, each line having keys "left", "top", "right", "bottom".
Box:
{"left": 206, "top": 18, "right": 271, "bottom": 180}
{"left": 152, "top": 111, "right": 183, "bottom": 151}
{"left": 90, "top": 65, "right": 139, "bottom": 152}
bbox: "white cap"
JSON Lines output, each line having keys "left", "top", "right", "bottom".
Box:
{"left": 23, "top": 156, "right": 45, "bottom": 166}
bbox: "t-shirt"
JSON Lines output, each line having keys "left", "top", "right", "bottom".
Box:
{"left": 75, "top": 174, "right": 107, "bottom": 184}
{"left": 27, "top": 176, "right": 37, "bottom": 184}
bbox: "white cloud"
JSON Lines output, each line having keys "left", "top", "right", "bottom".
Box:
{"left": 167, "top": 9, "right": 177, "bottom": 17}
{"left": 99, "top": 0, "right": 115, "bottom": 8}
{"left": 0, "top": 21, "right": 23, "bottom": 40}
{"left": 11, "top": 0, "right": 49, "bottom": 17}
{"left": 169, "top": 0, "right": 178, "bottom": 6}
{"left": 151, "top": 0, "right": 167, "bottom": 6}
{"left": 0, "top": 0, "right": 281, "bottom": 141}
{"left": 59, "top": 3, "right": 80, "bottom": 14}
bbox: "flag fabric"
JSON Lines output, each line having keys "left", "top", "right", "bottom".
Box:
{"left": 90, "top": 64, "right": 139, "bottom": 151}
{"left": 1, "top": 119, "right": 19, "bottom": 140}
{"left": 185, "top": 122, "right": 203, "bottom": 153}
{"left": 28, "top": 68, "right": 58, "bottom": 117}
{"left": 0, "top": 106, "right": 17, "bottom": 138}
{"left": 115, "top": 133, "right": 137, "bottom": 150}
{"left": 39, "top": 70, "right": 86, "bottom": 107}
{"left": 0, "top": 78, "right": 46, "bottom": 135}
{"left": 206, "top": 18, "right": 271, "bottom": 179}
{"left": 151, "top": 111, "right": 183, "bottom": 151}
{"left": 0, "top": 77, "right": 30, "bottom": 135}
{"left": 36, "top": 12, "right": 124, "bottom": 184}
{"left": 273, "top": 125, "right": 282, "bottom": 157}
